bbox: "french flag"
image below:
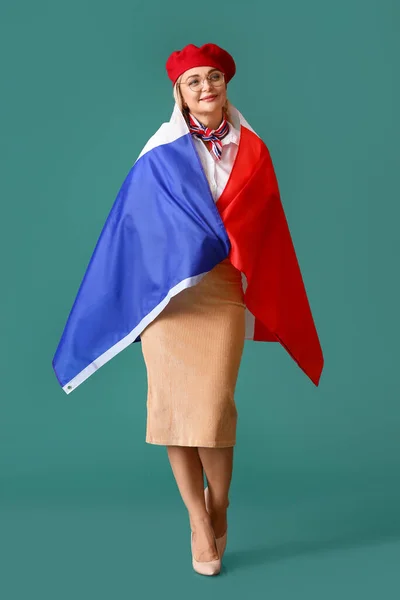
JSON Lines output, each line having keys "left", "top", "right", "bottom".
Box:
{"left": 52, "top": 103, "right": 324, "bottom": 394}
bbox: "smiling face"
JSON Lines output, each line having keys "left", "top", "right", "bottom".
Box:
{"left": 178, "top": 65, "right": 227, "bottom": 129}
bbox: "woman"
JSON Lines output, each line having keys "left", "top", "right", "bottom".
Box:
{"left": 52, "top": 43, "right": 323, "bottom": 577}
{"left": 140, "top": 44, "right": 245, "bottom": 576}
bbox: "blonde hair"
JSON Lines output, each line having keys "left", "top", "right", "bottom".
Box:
{"left": 173, "top": 75, "right": 232, "bottom": 125}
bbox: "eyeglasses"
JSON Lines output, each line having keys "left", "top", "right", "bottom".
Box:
{"left": 178, "top": 71, "right": 225, "bottom": 92}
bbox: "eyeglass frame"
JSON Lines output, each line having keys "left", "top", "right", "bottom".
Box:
{"left": 177, "top": 70, "right": 226, "bottom": 92}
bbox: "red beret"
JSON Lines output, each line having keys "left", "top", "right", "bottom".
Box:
{"left": 166, "top": 43, "right": 236, "bottom": 85}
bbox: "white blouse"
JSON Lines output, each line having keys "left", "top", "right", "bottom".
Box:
{"left": 192, "top": 124, "right": 241, "bottom": 202}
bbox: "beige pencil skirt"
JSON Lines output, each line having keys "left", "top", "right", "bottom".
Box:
{"left": 140, "top": 258, "right": 246, "bottom": 447}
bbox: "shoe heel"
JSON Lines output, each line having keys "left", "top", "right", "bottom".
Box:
{"left": 216, "top": 531, "right": 227, "bottom": 559}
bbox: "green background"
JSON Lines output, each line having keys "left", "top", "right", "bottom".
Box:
{"left": 1, "top": 0, "right": 399, "bottom": 597}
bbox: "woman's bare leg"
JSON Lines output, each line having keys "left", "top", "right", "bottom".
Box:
{"left": 197, "top": 446, "right": 233, "bottom": 538}
{"left": 166, "top": 446, "right": 219, "bottom": 561}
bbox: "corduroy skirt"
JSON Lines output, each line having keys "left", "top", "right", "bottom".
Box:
{"left": 140, "top": 257, "right": 246, "bottom": 447}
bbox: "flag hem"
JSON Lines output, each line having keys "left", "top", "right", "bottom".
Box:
{"left": 60, "top": 271, "right": 209, "bottom": 395}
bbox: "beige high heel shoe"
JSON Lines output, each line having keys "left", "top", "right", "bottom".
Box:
{"left": 191, "top": 530, "right": 221, "bottom": 576}
{"left": 204, "top": 486, "right": 228, "bottom": 559}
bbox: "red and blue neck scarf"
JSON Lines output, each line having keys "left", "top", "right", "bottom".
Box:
{"left": 188, "top": 112, "right": 229, "bottom": 160}
{"left": 52, "top": 102, "right": 324, "bottom": 394}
